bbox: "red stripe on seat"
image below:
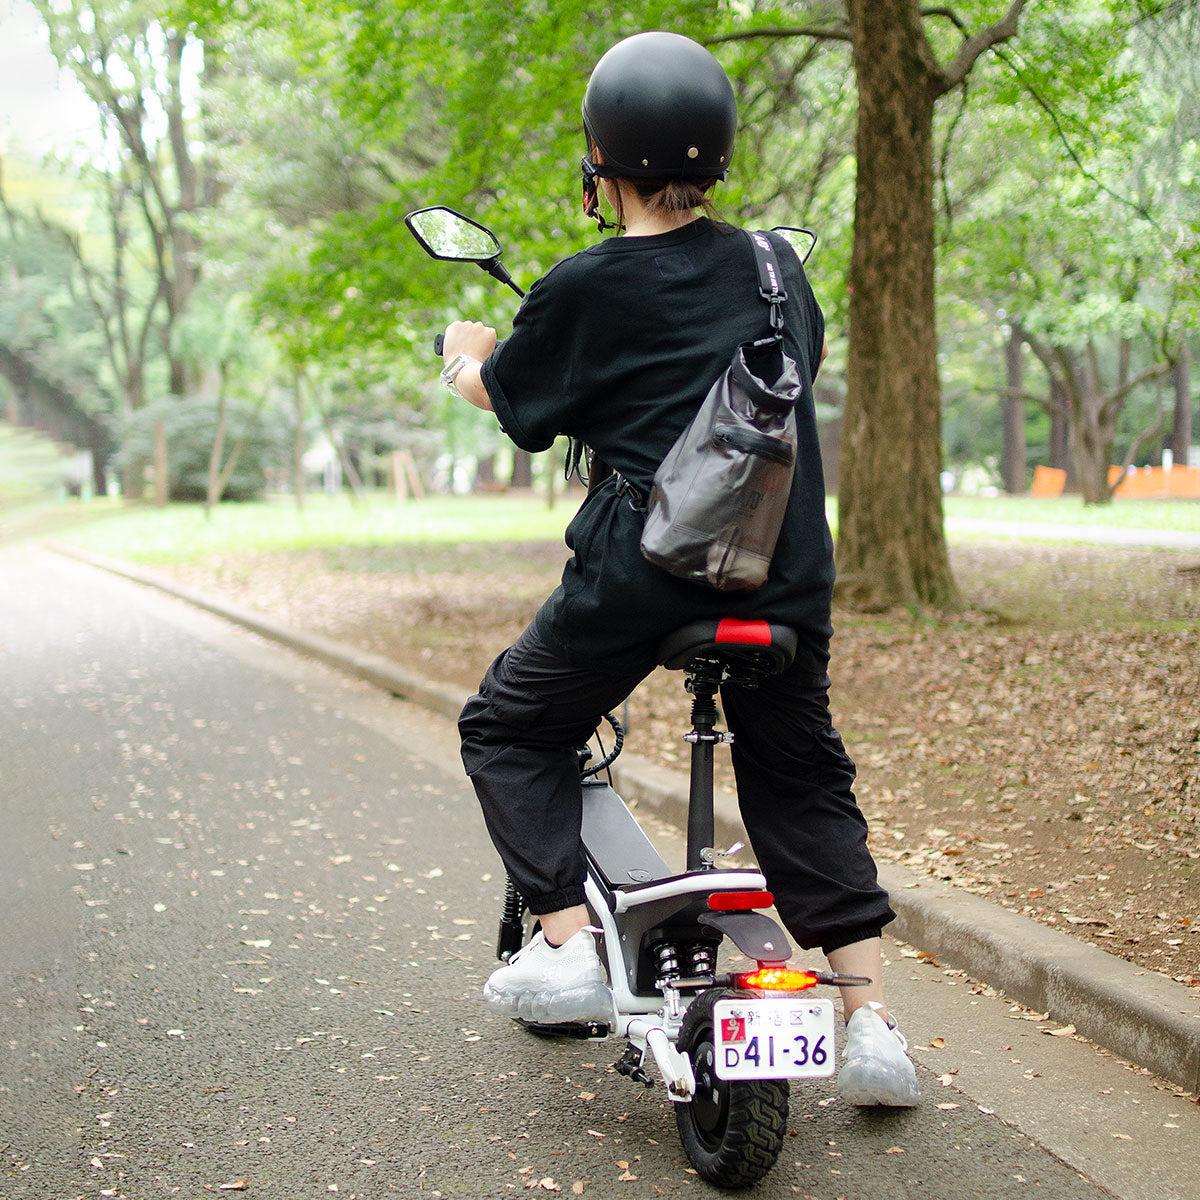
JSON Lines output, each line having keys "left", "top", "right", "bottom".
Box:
{"left": 714, "top": 618, "right": 772, "bottom": 646}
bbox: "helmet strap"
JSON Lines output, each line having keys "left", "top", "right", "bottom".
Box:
{"left": 581, "top": 157, "right": 617, "bottom": 232}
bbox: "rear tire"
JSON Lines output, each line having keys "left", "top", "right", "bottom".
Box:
{"left": 675, "top": 988, "right": 789, "bottom": 1188}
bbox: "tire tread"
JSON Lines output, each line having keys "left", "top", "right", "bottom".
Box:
{"left": 674, "top": 989, "right": 789, "bottom": 1188}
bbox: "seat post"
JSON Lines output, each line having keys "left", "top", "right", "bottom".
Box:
{"left": 684, "top": 663, "right": 723, "bottom": 870}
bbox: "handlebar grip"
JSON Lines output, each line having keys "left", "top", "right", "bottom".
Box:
{"left": 434, "top": 333, "right": 444, "bottom": 356}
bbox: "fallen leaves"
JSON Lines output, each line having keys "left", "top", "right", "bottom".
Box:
{"left": 163, "top": 540, "right": 1200, "bottom": 984}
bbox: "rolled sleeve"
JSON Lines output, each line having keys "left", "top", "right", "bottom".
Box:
{"left": 477, "top": 259, "right": 587, "bottom": 453}
{"left": 481, "top": 351, "right": 557, "bottom": 453}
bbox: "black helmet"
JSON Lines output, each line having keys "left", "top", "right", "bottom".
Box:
{"left": 581, "top": 32, "right": 737, "bottom": 180}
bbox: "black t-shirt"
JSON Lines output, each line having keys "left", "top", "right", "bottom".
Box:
{"left": 481, "top": 217, "right": 835, "bottom": 671}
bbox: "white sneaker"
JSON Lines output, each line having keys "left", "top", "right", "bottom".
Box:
{"left": 836, "top": 1001, "right": 921, "bottom": 1106}
{"left": 483, "top": 928, "right": 612, "bottom": 1024}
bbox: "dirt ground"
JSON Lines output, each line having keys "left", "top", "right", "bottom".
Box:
{"left": 158, "top": 536, "right": 1200, "bottom": 992}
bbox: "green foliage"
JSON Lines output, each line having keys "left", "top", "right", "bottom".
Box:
{"left": 24, "top": 0, "right": 1199, "bottom": 496}
{"left": 114, "top": 394, "right": 288, "bottom": 501}
{"left": 195, "top": 1, "right": 857, "bottom": 361}
{"left": 0, "top": 423, "right": 75, "bottom": 508}
{"left": 933, "top": 0, "right": 1199, "bottom": 478}
{"left": 0, "top": 167, "right": 112, "bottom": 419}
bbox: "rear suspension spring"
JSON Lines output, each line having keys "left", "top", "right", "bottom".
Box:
{"left": 654, "top": 941, "right": 682, "bottom": 986}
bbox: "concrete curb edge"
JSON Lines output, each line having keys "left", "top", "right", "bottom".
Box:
{"left": 54, "top": 543, "right": 1200, "bottom": 1096}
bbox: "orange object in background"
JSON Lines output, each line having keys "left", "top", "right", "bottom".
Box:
{"left": 1030, "top": 463, "right": 1200, "bottom": 499}
{"left": 1112, "top": 465, "right": 1200, "bottom": 498}
{"left": 1031, "top": 465, "right": 1067, "bottom": 497}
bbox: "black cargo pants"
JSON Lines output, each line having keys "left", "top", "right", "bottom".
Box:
{"left": 458, "top": 623, "right": 894, "bottom": 954}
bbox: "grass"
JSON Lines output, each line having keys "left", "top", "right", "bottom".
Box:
{"left": 46, "top": 493, "right": 573, "bottom": 563}
{"left": 21, "top": 487, "right": 1200, "bottom": 565}
{"left": 943, "top": 493, "right": 1199, "bottom": 532}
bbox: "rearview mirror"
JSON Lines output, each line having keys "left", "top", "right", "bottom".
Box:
{"left": 405, "top": 206, "right": 503, "bottom": 263}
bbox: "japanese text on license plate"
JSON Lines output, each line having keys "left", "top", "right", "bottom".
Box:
{"left": 713, "top": 997, "right": 836, "bottom": 1081}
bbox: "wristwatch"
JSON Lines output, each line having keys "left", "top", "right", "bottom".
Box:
{"left": 440, "top": 354, "right": 477, "bottom": 398}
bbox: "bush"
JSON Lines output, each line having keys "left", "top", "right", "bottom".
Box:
{"left": 114, "top": 395, "right": 288, "bottom": 502}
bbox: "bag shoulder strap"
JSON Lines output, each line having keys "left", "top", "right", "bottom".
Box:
{"left": 746, "top": 229, "right": 786, "bottom": 333}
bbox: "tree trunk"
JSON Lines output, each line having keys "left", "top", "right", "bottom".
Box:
{"left": 1068, "top": 409, "right": 1116, "bottom": 504}
{"left": 476, "top": 453, "right": 497, "bottom": 490}
{"left": 317, "top": 400, "right": 367, "bottom": 506}
{"left": 510, "top": 449, "right": 533, "bottom": 489}
{"left": 165, "top": 30, "right": 199, "bottom": 398}
{"left": 293, "top": 369, "right": 307, "bottom": 512}
{"left": 837, "top": 0, "right": 960, "bottom": 610}
{"left": 1172, "top": 344, "right": 1192, "bottom": 465}
{"left": 205, "top": 368, "right": 229, "bottom": 517}
{"left": 1049, "top": 380, "right": 1070, "bottom": 474}
{"left": 91, "top": 423, "right": 109, "bottom": 495}
{"left": 1067, "top": 344, "right": 1112, "bottom": 504}
{"left": 1003, "top": 330, "right": 1027, "bottom": 493}
{"left": 153, "top": 419, "right": 169, "bottom": 508}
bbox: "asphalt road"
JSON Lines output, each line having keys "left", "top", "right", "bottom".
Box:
{"left": 3, "top": 545, "right": 1197, "bottom": 1200}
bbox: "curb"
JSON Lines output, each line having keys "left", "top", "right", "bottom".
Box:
{"left": 54, "top": 544, "right": 1200, "bottom": 1096}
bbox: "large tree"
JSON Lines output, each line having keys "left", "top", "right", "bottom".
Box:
{"left": 195, "top": 1, "right": 858, "bottom": 492}
{"left": 832, "top": 1, "right": 1026, "bottom": 611}
{"left": 0, "top": 158, "right": 113, "bottom": 485}
{"left": 304, "top": 0, "right": 1029, "bottom": 610}
{"left": 33, "top": 0, "right": 214, "bottom": 399}
{"left": 164, "top": 1, "right": 1195, "bottom": 552}
{"left": 717, "top": 2, "right": 1025, "bottom": 610}
{"left": 941, "top": 0, "right": 1198, "bottom": 502}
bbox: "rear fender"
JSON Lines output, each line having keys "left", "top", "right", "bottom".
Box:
{"left": 698, "top": 910, "right": 792, "bottom": 962}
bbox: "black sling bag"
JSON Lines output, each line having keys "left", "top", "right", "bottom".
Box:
{"left": 638, "top": 230, "right": 804, "bottom": 592}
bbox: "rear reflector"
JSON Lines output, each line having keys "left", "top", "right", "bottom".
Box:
{"left": 707, "top": 890, "right": 774, "bottom": 911}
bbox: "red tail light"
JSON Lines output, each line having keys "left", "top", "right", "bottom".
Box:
{"left": 707, "top": 890, "right": 774, "bottom": 911}
{"left": 736, "top": 966, "right": 819, "bottom": 992}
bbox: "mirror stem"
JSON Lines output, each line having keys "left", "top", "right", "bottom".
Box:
{"left": 481, "top": 260, "right": 525, "bottom": 298}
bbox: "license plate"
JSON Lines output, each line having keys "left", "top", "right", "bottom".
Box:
{"left": 713, "top": 997, "right": 836, "bottom": 1081}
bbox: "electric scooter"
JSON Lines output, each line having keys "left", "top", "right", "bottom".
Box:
{"left": 405, "top": 208, "right": 864, "bottom": 1188}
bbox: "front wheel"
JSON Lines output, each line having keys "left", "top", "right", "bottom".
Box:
{"left": 674, "top": 988, "right": 789, "bottom": 1189}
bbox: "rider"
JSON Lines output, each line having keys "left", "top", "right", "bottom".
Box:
{"left": 442, "top": 31, "right": 919, "bottom": 1107}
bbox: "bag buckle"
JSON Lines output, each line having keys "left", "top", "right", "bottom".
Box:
{"left": 614, "top": 473, "right": 647, "bottom": 512}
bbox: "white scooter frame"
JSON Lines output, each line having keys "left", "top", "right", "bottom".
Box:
{"left": 499, "top": 619, "right": 865, "bottom": 1110}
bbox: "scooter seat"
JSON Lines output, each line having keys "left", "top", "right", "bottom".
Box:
{"left": 656, "top": 618, "right": 797, "bottom": 676}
